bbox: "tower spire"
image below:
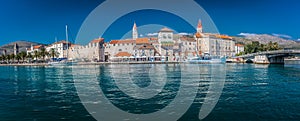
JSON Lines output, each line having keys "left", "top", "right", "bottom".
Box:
{"left": 197, "top": 19, "right": 203, "bottom": 33}
{"left": 132, "top": 21, "right": 138, "bottom": 40}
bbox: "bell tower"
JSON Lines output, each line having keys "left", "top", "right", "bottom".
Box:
{"left": 132, "top": 22, "right": 138, "bottom": 40}
{"left": 197, "top": 19, "right": 203, "bottom": 33}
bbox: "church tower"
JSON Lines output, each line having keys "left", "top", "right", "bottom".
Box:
{"left": 197, "top": 19, "right": 203, "bottom": 33}
{"left": 14, "top": 43, "right": 19, "bottom": 55}
{"left": 132, "top": 22, "right": 138, "bottom": 40}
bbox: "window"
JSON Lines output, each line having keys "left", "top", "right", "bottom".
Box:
{"left": 163, "top": 34, "right": 167, "bottom": 39}
{"left": 119, "top": 49, "right": 122, "bottom": 51}
{"left": 168, "top": 34, "right": 172, "bottom": 39}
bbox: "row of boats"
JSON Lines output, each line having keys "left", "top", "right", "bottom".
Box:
{"left": 48, "top": 55, "right": 226, "bottom": 66}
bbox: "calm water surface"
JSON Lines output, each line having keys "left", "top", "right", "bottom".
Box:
{"left": 0, "top": 64, "right": 300, "bottom": 121}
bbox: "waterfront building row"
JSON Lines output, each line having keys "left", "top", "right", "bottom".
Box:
{"left": 23, "top": 21, "right": 244, "bottom": 62}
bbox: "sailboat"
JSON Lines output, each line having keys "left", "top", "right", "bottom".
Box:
{"left": 48, "top": 25, "right": 75, "bottom": 66}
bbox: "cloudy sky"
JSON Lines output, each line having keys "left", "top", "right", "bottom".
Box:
{"left": 0, "top": 0, "right": 299, "bottom": 45}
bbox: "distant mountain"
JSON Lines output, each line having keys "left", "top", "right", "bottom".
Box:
{"left": 234, "top": 34, "right": 300, "bottom": 49}
{"left": 0, "top": 40, "right": 45, "bottom": 55}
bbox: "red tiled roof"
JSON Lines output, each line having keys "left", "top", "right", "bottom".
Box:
{"left": 70, "top": 44, "right": 79, "bottom": 48}
{"left": 235, "top": 44, "right": 244, "bottom": 47}
{"left": 110, "top": 40, "right": 135, "bottom": 44}
{"left": 114, "top": 52, "right": 132, "bottom": 57}
{"left": 150, "top": 37, "right": 158, "bottom": 40}
{"left": 90, "top": 38, "right": 104, "bottom": 43}
{"left": 195, "top": 32, "right": 202, "bottom": 38}
{"left": 138, "top": 44, "right": 155, "bottom": 50}
{"left": 180, "top": 36, "right": 195, "bottom": 42}
{"left": 33, "top": 45, "right": 43, "bottom": 49}
{"left": 136, "top": 38, "right": 149, "bottom": 44}
{"left": 215, "top": 35, "right": 232, "bottom": 40}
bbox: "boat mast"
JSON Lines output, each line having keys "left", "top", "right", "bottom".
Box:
{"left": 65, "top": 25, "right": 69, "bottom": 59}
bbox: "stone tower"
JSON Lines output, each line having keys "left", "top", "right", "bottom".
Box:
{"left": 14, "top": 43, "right": 19, "bottom": 55}
{"left": 132, "top": 22, "right": 138, "bottom": 40}
{"left": 197, "top": 19, "right": 203, "bottom": 33}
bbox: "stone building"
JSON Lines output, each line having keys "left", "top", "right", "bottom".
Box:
{"left": 68, "top": 38, "right": 105, "bottom": 62}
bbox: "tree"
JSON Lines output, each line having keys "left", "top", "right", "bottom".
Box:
{"left": 19, "top": 51, "right": 27, "bottom": 63}
{"left": 27, "top": 53, "right": 33, "bottom": 63}
{"left": 6, "top": 55, "right": 10, "bottom": 63}
{"left": 1, "top": 55, "right": 5, "bottom": 63}
{"left": 9, "top": 54, "right": 15, "bottom": 63}
{"left": 16, "top": 53, "right": 21, "bottom": 63}
{"left": 40, "top": 48, "right": 47, "bottom": 62}
{"left": 49, "top": 48, "right": 59, "bottom": 59}
{"left": 33, "top": 50, "right": 40, "bottom": 62}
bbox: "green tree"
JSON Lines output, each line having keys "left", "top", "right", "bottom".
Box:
{"left": 19, "top": 51, "right": 27, "bottom": 63}
{"left": 49, "top": 48, "right": 59, "bottom": 59}
{"left": 40, "top": 48, "right": 47, "bottom": 62}
{"left": 1, "top": 55, "right": 5, "bottom": 63}
{"left": 16, "top": 53, "right": 21, "bottom": 63}
{"left": 6, "top": 55, "right": 10, "bottom": 63}
{"left": 33, "top": 50, "right": 40, "bottom": 62}
{"left": 10, "top": 54, "right": 15, "bottom": 63}
{"left": 27, "top": 53, "right": 33, "bottom": 63}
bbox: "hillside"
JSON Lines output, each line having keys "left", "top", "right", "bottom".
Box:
{"left": 0, "top": 40, "right": 45, "bottom": 55}
{"left": 233, "top": 34, "right": 300, "bottom": 49}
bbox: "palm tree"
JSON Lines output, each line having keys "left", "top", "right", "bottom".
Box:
{"left": 33, "top": 50, "right": 40, "bottom": 62}
{"left": 0, "top": 55, "right": 6, "bottom": 63}
{"left": 16, "top": 53, "right": 21, "bottom": 63}
{"left": 10, "top": 54, "right": 15, "bottom": 63}
{"left": 19, "top": 51, "right": 27, "bottom": 63}
{"left": 6, "top": 55, "right": 10, "bottom": 63}
{"left": 1, "top": 55, "right": 5, "bottom": 63}
{"left": 40, "top": 48, "right": 47, "bottom": 62}
{"left": 27, "top": 53, "right": 33, "bottom": 63}
{"left": 49, "top": 48, "right": 59, "bottom": 59}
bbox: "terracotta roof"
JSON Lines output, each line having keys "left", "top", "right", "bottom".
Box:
{"left": 197, "top": 19, "right": 202, "bottom": 28}
{"left": 235, "top": 44, "right": 244, "bottom": 47}
{"left": 110, "top": 40, "right": 135, "bottom": 44}
{"left": 195, "top": 32, "right": 202, "bottom": 38}
{"left": 114, "top": 52, "right": 132, "bottom": 57}
{"left": 150, "top": 37, "right": 158, "bottom": 40}
{"left": 136, "top": 38, "right": 149, "bottom": 44}
{"left": 70, "top": 44, "right": 79, "bottom": 48}
{"left": 159, "top": 27, "right": 173, "bottom": 32}
{"left": 33, "top": 45, "right": 43, "bottom": 49}
{"left": 90, "top": 38, "right": 104, "bottom": 43}
{"left": 180, "top": 36, "right": 195, "bottom": 42}
{"left": 215, "top": 35, "right": 232, "bottom": 40}
{"left": 135, "top": 44, "right": 155, "bottom": 50}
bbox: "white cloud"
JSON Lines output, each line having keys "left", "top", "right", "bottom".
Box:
{"left": 238, "top": 33, "right": 257, "bottom": 36}
{"left": 146, "top": 33, "right": 158, "bottom": 36}
{"left": 271, "top": 33, "right": 292, "bottom": 39}
{"left": 139, "top": 34, "right": 143, "bottom": 37}
{"left": 297, "top": 39, "right": 300, "bottom": 41}
{"left": 178, "top": 32, "right": 192, "bottom": 36}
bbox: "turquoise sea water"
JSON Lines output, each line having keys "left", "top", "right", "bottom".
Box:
{"left": 0, "top": 64, "right": 300, "bottom": 121}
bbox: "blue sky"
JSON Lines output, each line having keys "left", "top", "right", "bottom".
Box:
{"left": 0, "top": 0, "right": 299, "bottom": 45}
